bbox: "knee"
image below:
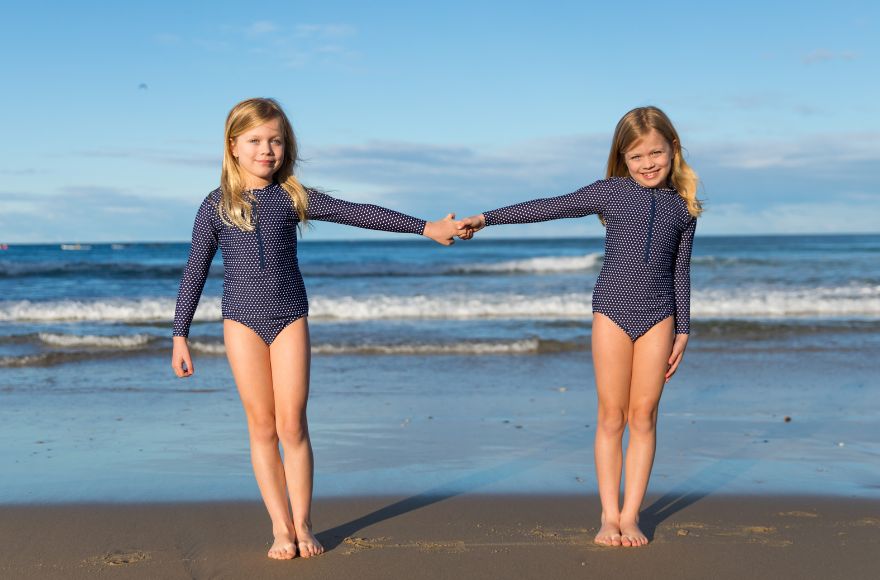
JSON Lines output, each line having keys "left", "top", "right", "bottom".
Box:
{"left": 628, "top": 406, "right": 658, "bottom": 435}
{"left": 276, "top": 416, "right": 308, "bottom": 447}
{"left": 248, "top": 414, "right": 279, "bottom": 445}
{"left": 597, "top": 408, "right": 627, "bottom": 437}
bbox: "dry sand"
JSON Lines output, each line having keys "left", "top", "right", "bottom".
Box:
{"left": 1, "top": 494, "right": 877, "bottom": 579}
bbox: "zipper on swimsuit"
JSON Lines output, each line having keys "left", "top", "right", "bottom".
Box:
{"left": 643, "top": 193, "right": 656, "bottom": 263}
{"left": 251, "top": 199, "right": 267, "bottom": 270}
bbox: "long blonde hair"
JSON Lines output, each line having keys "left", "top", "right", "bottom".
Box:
{"left": 605, "top": 106, "right": 702, "bottom": 219}
{"left": 219, "top": 98, "right": 309, "bottom": 231}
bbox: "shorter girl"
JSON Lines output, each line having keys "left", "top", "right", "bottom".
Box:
{"left": 458, "top": 106, "right": 701, "bottom": 547}
{"left": 171, "top": 98, "right": 461, "bottom": 559}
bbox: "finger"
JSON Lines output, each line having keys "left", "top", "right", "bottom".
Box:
{"left": 665, "top": 355, "right": 682, "bottom": 380}
{"left": 183, "top": 354, "right": 194, "bottom": 376}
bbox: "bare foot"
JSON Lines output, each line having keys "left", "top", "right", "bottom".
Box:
{"left": 594, "top": 515, "right": 622, "bottom": 546}
{"left": 619, "top": 518, "right": 648, "bottom": 547}
{"left": 295, "top": 523, "right": 324, "bottom": 558}
{"left": 268, "top": 532, "right": 297, "bottom": 560}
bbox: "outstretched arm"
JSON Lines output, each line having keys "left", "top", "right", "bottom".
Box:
{"left": 484, "top": 181, "right": 611, "bottom": 226}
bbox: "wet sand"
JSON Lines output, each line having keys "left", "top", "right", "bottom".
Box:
{"left": 1, "top": 494, "right": 877, "bottom": 579}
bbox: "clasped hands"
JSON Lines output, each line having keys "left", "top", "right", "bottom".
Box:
{"left": 422, "top": 213, "right": 486, "bottom": 246}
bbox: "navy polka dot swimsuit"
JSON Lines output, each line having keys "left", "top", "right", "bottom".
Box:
{"left": 484, "top": 177, "right": 696, "bottom": 340}
{"left": 173, "top": 184, "right": 426, "bottom": 344}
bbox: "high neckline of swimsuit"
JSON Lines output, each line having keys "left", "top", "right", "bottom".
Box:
{"left": 246, "top": 182, "right": 279, "bottom": 194}
{"left": 626, "top": 177, "right": 677, "bottom": 194}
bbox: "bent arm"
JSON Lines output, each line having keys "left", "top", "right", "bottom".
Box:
{"left": 673, "top": 218, "right": 697, "bottom": 335}
{"left": 172, "top": 198, "right": 219, "bottom": 337}
{"left": 483, "top": 180, "right": 612, "bottom": 226}
{"left": 306, "top": 190, "right": 426, "bottom": 235}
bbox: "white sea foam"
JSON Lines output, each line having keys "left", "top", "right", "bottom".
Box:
{"left": 2, "top": 285, "right": 879, "bottom": 323}
{"left": 312, "top": 339, "right": 542, "bottom": 355}
{"left": 454, "top": 252, "right": 603, "bottom": 274}
{"left": 38, "top": 333, "right": 153, "bottom": 348}
{"left": 692, "top": 286, "right": 880, "bottom": 318}
{"left": 307, "top": 293, "right": 592, "bottom": 320}
{"left": 189, "top": 341, "right": 227, "bottom": 354}
{"left": 0, "top": 298, "right": 221, "bottom": 323}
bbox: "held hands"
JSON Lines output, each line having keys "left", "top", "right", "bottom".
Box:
{"left": 423, "top": 213, "right": 465, "bottom": 246}
{"left": 172, "top": 336, "right": 194, "bottom": 378}
{"left": 665, "top": 333, "right": 688, "bottom": 382}
{"left": 455, "top": 214, "right": 486, "bottom": 240}
{"left": 423, "top": 212, "right": 486, "bottom": 245}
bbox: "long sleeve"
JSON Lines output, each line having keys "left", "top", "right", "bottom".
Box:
{"left": 673, "top": 218, "right": 697, "bottom": 334}
{"left": 173, "top": 197, "right": 219, "bottom": 337}
{"left": 483, "top": 179, "right": 613, "bottom": 226}
{"left": 305, "top": 189, "right": 426, "bottom": 234}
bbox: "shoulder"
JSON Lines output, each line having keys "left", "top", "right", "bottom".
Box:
{"left": 195, "top": 189, "right": 223, "bottom": 226}
{"left": 574, "top": 177, "right": 628, "bottom": 199}
{"left": 203, "top": 188, "right": 223, "bottom": 206}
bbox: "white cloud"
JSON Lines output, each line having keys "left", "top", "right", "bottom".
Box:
{"left": 803, "top": 49, "right": 859, "bottom": 64}
{"left": 697, "top": 132, "right": 880, "bottom": 169}
{"left": 246, "top": 21, "right": 279, "bottom": 36}
{"left": 704, "top": 202, "right": 880, "bottom": 234}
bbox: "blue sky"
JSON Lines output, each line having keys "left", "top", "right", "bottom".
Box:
{"left": 1, "top": 0, "right": 878, "bottom": 242}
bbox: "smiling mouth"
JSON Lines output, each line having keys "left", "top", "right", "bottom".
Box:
{"left": 641, "top": 171, "right": 659, "bottom": 179}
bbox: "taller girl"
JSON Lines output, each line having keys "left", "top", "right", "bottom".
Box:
{"left": 458, "top": 106, "right": 701, "bottom": 547}
{"left": 171, "top": 98, "right": 459, "bottom": 560}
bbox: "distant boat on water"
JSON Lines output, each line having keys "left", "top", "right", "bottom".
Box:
{"left": 60, "top": 244, "right": 92, "bottom": 251}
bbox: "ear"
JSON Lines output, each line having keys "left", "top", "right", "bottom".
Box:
{"left": 230, "top": 138, "right": 239, "bottom": 159}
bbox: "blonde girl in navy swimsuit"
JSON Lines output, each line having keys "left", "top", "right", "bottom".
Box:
{"left": 171, "top": 98, "right": 461, "bottom": 560}
{"left": 457, "top": 107, "right": 702, "bottom": 548}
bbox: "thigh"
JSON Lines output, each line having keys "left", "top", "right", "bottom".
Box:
{"left": 224, "top": 319, "right": 275, "bottom": 416}
{"left": 592, "top": 313, "right": 635, "bottom": 409}
{"left": 630, "top": 316, "right": 674, "bottom": 406}
{"left": 268, "top": 318, "right": 311, "bottom": 420}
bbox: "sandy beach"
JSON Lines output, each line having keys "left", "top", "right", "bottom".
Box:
{"left": 1, "top": 494, "right": 877, "bottom": 579}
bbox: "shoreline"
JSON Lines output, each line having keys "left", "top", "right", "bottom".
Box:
{"left": 2, "top": 494, "right": 877, "bottom": 579}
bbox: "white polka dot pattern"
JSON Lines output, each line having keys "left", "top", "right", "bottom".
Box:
{"left": 484, "top": 177, "right": 696, "bottom": 340}
{"left": 173, "top": 184, "right": 426, "bottom": 342}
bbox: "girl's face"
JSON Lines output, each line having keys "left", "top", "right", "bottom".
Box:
{"left": 231, "top": 118, "right": 285, "bottom": 188}
{"left": 623, "top": 129, "right": 675, "bottom": 189}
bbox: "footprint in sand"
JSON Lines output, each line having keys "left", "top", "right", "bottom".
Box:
{"left": 92, "top": 550, "right": 150, "bottom": 566}
{"left": 342, "top": 536, "right": 388, "bottom": 554}
{"left": 777, "top": 511, "right": 819, "bottom": 518}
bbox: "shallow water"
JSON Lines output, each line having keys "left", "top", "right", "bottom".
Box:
{"left": 1, "top": 235, "right": 878, "bottom": 502}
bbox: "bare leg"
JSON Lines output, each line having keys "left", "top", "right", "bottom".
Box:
{"left": 269, "top": 318, "right": 324, "bottom": 558}
{"left": 224, "top": 320, "right": 296, "bottom": 560}
{"left": 620, "top": 316, "right": 674, "bottom": 547}
{"left": 591, "top": 313, "right": 634, "bottom": 546}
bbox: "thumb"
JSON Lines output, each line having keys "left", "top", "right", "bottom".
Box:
{"left": 445, "top": 213, "right": 455, "bottom": 220}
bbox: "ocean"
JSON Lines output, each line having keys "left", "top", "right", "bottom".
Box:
{"left": 1, "top": 235, "right": 879, "bottom": 502}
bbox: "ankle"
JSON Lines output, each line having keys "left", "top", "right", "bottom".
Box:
{"left": 272, "top": 523, "right": 294, "bottom": 537}
{"left": 600, "top": 512, "right": 621, "bottom": 524}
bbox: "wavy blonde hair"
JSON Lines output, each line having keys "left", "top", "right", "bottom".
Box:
{"left": 219, "top": 98, "right": 309, "bottom": 231}
{"left": 605, "top": 106, "right": 702, "bottom": 219}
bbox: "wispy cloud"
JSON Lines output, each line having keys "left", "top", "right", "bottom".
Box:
{"left": 75, "top": 148, "right": 218, "bottom": 167}
{"left": 697, "top": 132, "right": 880, "bottom": 170}
{"left": 0, "top": 187, "right": 195, "bottom": 243}
{"left": 803, "top": 49, "right": 859, "bottom": 64}
{"left": 246, "top": 21, "right": 279, "bottom": 36}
